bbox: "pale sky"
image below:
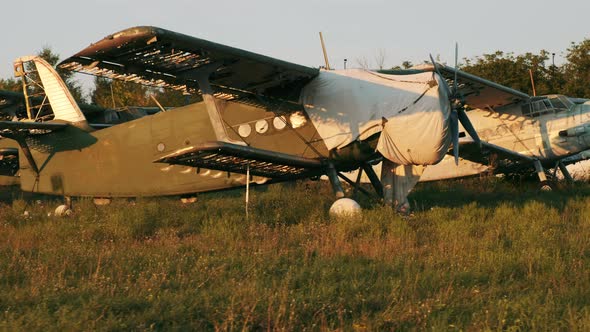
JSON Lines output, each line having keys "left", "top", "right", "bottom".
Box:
{"left": 2, "top": 0, "right": 589, "bottom": 91}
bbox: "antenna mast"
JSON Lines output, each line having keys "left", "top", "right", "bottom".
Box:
{"left": 528, "top": 69, "right": 537, "bottom": 96}
{"left": 319, "top": 32, "right": 331, "bottom": 70}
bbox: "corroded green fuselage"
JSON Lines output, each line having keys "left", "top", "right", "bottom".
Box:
{"left": 7, "top": 100, "right": 332, "bottom": 197}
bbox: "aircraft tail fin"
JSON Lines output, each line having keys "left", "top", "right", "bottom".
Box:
{"left": 13, "top": 56, "right": 88, "bottom": 127}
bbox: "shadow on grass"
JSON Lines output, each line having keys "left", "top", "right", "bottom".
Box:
{"left": 409, "top": 176, "right": 590, "bottom": 212}
{"left": 1, "top": 176, "right": 589, "bottom": 218}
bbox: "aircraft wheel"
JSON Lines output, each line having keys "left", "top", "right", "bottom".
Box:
{"left": 539, "top": 181, "right": 553, "bottom": 192}
{"left": 93, "top": 198, "right": 111, "bottom": 206}
{"left": 180, "top": 196, "right": 197, "bottom": 204}
{"left": 329, "top": 198, "right": 361, "bottom": 218}
{"left": 54, "top": 204, "right": 72, "bottom": 217}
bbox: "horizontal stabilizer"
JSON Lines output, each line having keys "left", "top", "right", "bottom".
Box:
{"left": 155, "top": 141, "right": 324, "bottom": 179}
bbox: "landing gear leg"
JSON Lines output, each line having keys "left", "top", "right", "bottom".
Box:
{"left": 534, "top": 159, "right": 552, "bottom": 191}
{"left": 362, "top": 163, "right": 383, "bottom": 197}
{"left": 380, "top": 159, "right": 395, "bottom": 207}
{"left": 558, "top": 161, "right": 573, "bottom": 184}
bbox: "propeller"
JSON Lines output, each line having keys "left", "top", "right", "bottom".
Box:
{"left": 430, "top": 44, "right": 481, "bottom": 165}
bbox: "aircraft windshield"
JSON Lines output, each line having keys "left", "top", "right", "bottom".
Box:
{"left": 521, "top": 95, "right": 573, "bottom": 117}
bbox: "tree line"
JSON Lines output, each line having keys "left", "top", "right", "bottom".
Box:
{"left": 397, "top": 39, "right": 590, "bottom": 98}
{"left": 460, "top": 39, "right": 590, "bottom": 98}
{"left": 1, "top": 40, "right": 590, "bottom": 109}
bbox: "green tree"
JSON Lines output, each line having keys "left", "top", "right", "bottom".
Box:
{"left": 389, "top": 61, "right": 414, "bottom": 70}
{"left": 3, "top": 46, "right": 85, "bottom": 102}
{"left": 91, "top": 77, "right": 150, "bottom": 108}
{"left": 149, "top": 88, "right": 201, "bottom": 108}
{"left": 0, "top": 78, "right": 21, "bottom": 92}
{"left": 401, "top": 61, "right": 413, "bottom": 69}
{"left": 562, "top": 39, "right": 590, "bottom": 98}
{"left": 91, "top": 76, "right": 202, "bottom": 109}
{"left": 461, "top": 50, "right": 556, "bottom": 96}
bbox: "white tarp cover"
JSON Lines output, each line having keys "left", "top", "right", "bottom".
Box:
{"left": 393, "top": 164, "right": 424, "bottom": 211}
{"left": 300, "top": 69, "right": 451, "bottom": 165}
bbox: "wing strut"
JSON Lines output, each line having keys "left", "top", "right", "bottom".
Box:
{"left": 361, "top": 163, "right": 383, "bottom": 197}
{"left": 338, "top": 171, "right": 378, "bottom": 199}
{"left": 0, "top": 121, "right": 68, "bottom": 176}
{"left": 193, "top": 63, "right": 246, "bottom": 146}
{"left": 1, "top": 132, "right": 39, "bottom": 175}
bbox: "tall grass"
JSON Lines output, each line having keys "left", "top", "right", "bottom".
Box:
{"left": 1, "top": 178, "right": 590, "bottom": 330}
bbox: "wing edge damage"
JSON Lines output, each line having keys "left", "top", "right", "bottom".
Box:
{"left": 58, "top": 26, "right": 320, "bottom": 110}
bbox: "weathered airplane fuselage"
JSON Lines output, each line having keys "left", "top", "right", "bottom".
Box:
{"left": 6, "top": 100, "right": 329, "bottom": 197}
{"left": 469, "top": 95, "right": 590, "bottom": 161}
{"left": 2, "top": 68, "right": 453, "bottom": 200}
{"left": 421, "top": 95, "right": 590, "bottom": 180}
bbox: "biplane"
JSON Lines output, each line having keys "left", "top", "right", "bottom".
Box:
{"left": 375, "top": 64, "right": 590, "bottom": 188}
{"left": 0, "top": 26, "right": 480, "bottom": 214}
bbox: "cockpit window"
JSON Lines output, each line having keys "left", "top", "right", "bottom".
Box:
{"left": 521, "top": 95, "right": 572, "bottom": 117}
{"left": 548, "top": 95, "right": 573, "bottom": 110}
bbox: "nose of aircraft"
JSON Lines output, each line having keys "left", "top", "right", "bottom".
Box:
{"left": 301, "top": 69, "right": 454, "bottom": 166}
{"left": 375, "top": 71, "right": 452, "bottom": 166}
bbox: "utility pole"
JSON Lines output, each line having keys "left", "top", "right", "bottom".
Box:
{"left": 551, "top": 53, "right": 556, "bottom": 93}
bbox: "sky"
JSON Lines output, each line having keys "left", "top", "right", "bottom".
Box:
{"left": 1, "top": 0, "right": 589, "bottom": 93}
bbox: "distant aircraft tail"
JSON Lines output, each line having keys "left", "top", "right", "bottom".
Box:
{"left": 13, "top": 56, "right": 88, "bottom": 128}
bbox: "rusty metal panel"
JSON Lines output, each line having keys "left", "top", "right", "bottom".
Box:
{"left": 59, "top": 26, "right": 319, "bottom": 111}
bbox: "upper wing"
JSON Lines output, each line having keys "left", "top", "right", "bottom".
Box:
{"left": 59, "top": 26, "right": 319, "bottom": 111}
{"left": 380, "top": 65, "right": 531, "bottom": 110}
{"left": 437, "top": 65, "right": 531, "bottom": 109}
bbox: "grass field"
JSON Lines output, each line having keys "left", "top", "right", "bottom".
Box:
{"left": 1, "top": 178, "right": 590, "bottom": 330}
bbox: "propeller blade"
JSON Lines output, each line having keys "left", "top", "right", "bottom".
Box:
{"left": 457, "top": 108, "right": 481, "bottom": 145}
{"left": 453, "top": 43, "right": 459, "bottom": 96}
{"left": 450, "top": 109, "right": 459, "bottom": 165}
{"left": 429, "top": 53, "right": 441, "bottom": 75}
{"left": 429, "top": 54, "right": 451, "bottom": 97}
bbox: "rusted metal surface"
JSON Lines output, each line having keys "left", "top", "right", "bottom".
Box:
{"left": 59, "top": 26, "right": 319, "bottom": 111}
